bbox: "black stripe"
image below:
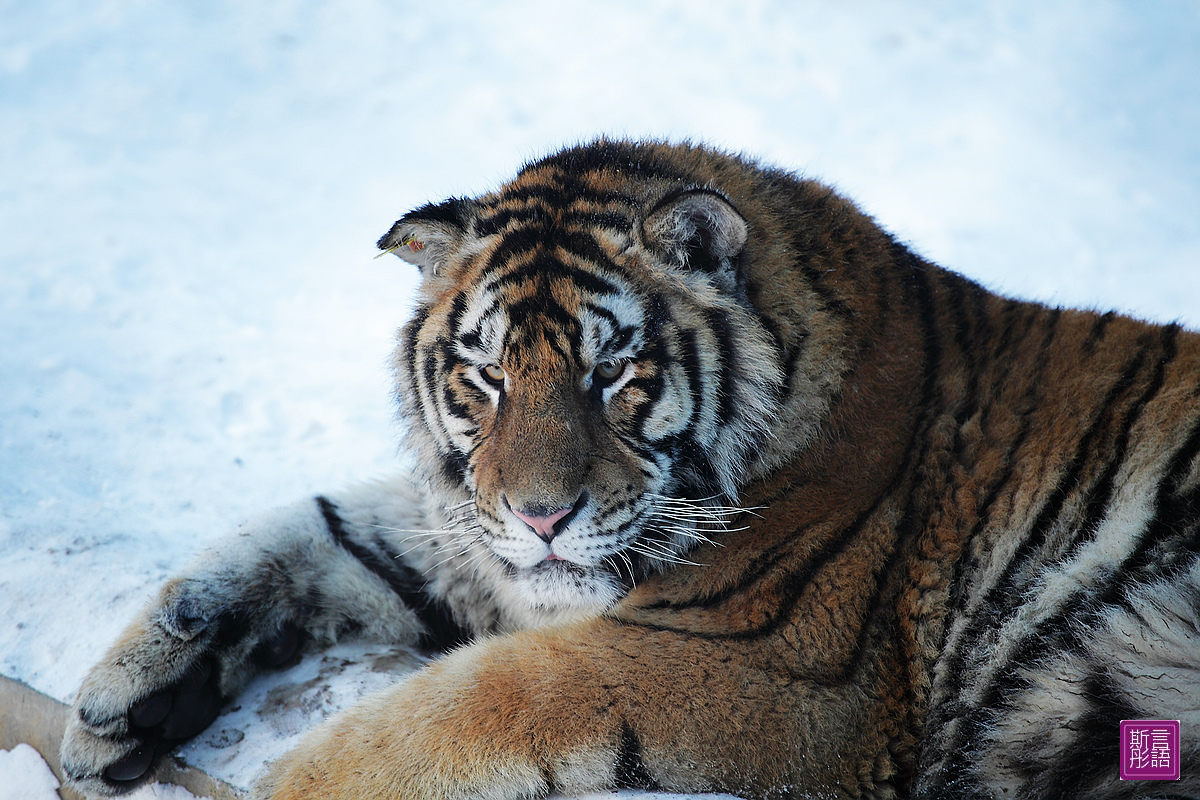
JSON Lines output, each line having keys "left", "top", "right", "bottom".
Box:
{"left": 619, "top": 497, "right": 883, "bottom": 636}
{"left": 459, "top": 306, "right": 507, "bottom": 355}
{"left": 446, "top": 291, "right": 471, "bottom": 340}
{"left": 486, "top": 253, "right": 621, "bottom": 300}
{"left": 558, "top": 228, "right": 621, "bottom": 270}
{"left": 946, "top": 342, "right": 1152, "bottom": 716}
{"left": 563, "top": 209, "right": 633, "bottom": 232}
{"left": 419, "top": 348, "right": 457, "bottom": 449}
{"left": 613, "top": 722, "right": 658, "bottom": 790}
{"left": 933, "top": 308, "right": 1061, "bottom": 738}
{"left": 529, "top": 141, "right": 692, "bottom": 186}
{"left": 904, "top": 247, "right": 944, "bottom": 423}
{"left": 1037, "top": 670, "right": 1136, "bottom": 798}
{"left": 581, "top": 301, "right": 620, "bottom": 330}
{"left": 476, "top": 205, "right": 633, "bottom": 238}
{"left": 1100, "top": 398, "right": 1200, "bottom": 594}
{"left": 799, "top": 262, "right": 855, "bottom": 321}
{"left": 938, "top": 324, "right": 1184, "bottom": 781}
{"left": 976, "top": 335, "right": 1155, "bottom": 618}
{"left": 505, "top": 294, "right": 583, "bottom": 342}
{"left": 1081, "top": 309, "right": 1117, "bottom": 355}
{"left": 625, "top": 336, "right": 669, "bottom": 436}
{"left": 399, "top": 307, "right": 430, "bottom": 401}
{"left": 624, "top": 251, "right": 942, "bottom": 624}
{"left": 458, "top": 378, "right": 491, "bottom": 408}
{"left": 702, "top": 306, "right": 738, "bottom": 425}
{"left": 672, "top": 438, "right": 723, "bottom": 495}
{"left": 484, "top": 242, "right": 623, "bottom": 298}
{"left": 458, "top": 328, "right": 482, "bottom": 351}
{"left": 442, "top": 380, "right": 473, "bottom": 422}
{"left": 946, "top": 306, "right": 1060, "bottom": 600}
{"left": 315, "top": 496, "right": 471, "bottom": 651}
{"left": 492, "top": 180, "right": 635, "bottom": 212}
{"left": 507, "top": 319, "right": 578, "bottom": 372}
{"left": 394, "top": 198, "right": 469, "bottom": 229}
{"left": 942, "top": 276, "right": 983, "bottom": 432}
{"left": 580, "top": 300, "right": 640, "bottom": 355}
{"left": 609, "top": 324, "right": 638, "bottom": 354}
{"left": 539, "top": 766, "right": 559, "bottom": 796}
{"left": 439, "top": 451, "right": 469, "bottom": 486}
{"left": 1068, "top": 324, "right": 1180, "bottom": 555}
{"left": 475, "top": 205, "right": 551, "bottom": 237}
{"left": 676, "top": 326, "right": 704, "bottom": 434}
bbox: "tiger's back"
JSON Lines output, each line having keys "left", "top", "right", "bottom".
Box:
{"left": 596, "top": 144, "right": 1200, "bottom": 794}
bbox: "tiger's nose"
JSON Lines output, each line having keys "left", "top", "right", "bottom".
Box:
{"left": 510, "top": 505, "right": 574, "bottom": 543}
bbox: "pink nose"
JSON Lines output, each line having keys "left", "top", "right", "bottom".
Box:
{"left": 510, "top": 506, "right": 574, "bottom": 542}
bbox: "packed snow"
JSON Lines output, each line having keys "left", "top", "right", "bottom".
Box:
{"left": 2, "top": 0, "right": 1198, "bottom": 796}
{"left": 0, "top": 744, "right": 207, "bottom": 800}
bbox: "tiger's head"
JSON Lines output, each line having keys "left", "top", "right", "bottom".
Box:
{"left": 379, "top": 144, "right": 792, "bottom": 612}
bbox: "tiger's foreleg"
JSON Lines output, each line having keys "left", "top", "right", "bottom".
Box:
{"left": 256, "top": 618, "right": 903, "bottom": 800}
{"left": 61, "top": 477, "right": 449, "bottom": 796}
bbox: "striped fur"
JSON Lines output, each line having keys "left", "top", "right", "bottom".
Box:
{"left": 62, "top": 141, "right": 1200, "bottom": 799}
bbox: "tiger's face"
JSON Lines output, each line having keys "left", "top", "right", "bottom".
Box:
{"left": 382, "top": 160, "right": 785, "bottom": 611}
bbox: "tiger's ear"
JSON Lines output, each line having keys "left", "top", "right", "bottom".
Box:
{"left": 640, "top": 188, "right": 749, "bottom": 294}
{"left": 377, "top": 198, "right": 473, "bottom": 275}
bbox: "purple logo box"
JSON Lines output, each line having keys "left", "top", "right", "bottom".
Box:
{"left": 1120, "top": 720, "right": 1180, "bottom": 781}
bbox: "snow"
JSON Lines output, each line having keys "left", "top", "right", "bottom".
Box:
{"left": 1, "top": 0, "right": 1198, "bottom": 795}
{"left": 0, "top": 744, "right": 206, "bottom": 800}
{"left": 0, "top": 745, "right": 62, "bottom": 800}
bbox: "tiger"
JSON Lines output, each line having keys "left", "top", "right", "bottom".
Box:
{"left": 60, "top": 139, "right": 1200, "bottom": 799}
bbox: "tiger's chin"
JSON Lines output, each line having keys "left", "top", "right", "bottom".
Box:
{"left": 511, "top": 558, "right": 629, "bottom": 613}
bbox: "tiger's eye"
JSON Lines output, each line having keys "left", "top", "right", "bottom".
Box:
{"left": 594, "top": 360, "right": 625, "bottom": 381}
{"left": 482, "top": 364, "right": 506, "bottom": 384}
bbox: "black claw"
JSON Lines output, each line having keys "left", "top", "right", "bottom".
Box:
{"left": 129, "top": 692, "right": 173, "bottom": 730}
{"left": 252, "top": 621, "right": 302, "bottom": 669}
{"left": 103, "top": 743, "right": 153, "bottom": 784}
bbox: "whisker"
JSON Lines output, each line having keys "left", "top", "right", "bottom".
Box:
{"left": 629, "top": 545, "right": 704, "bottom": 568}
{"left": 371, "top": 524, "right": 476, "bottom": 537}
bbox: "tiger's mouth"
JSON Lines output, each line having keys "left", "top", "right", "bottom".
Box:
{"left": 504, "top": 541, "right": 633, "bottom": 612}
{"left": 531, "top": 555, "right": 592, "bottom": 576}
{"left": 474, "top": 492, "right": 749, "bottom": 611}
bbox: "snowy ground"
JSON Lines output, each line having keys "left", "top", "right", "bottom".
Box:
{"left": 2, "top": 1, "right": 1199, "bottom": 796}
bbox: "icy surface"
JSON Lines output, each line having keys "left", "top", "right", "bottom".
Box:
{"left": 2, "top": 0, "right": 1199, "bottom": 794}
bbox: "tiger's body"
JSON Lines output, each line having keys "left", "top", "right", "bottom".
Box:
{"left": 61, "top": 140, "right": 1200, "bottom": 799}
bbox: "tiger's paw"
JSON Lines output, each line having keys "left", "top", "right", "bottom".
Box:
{"left": 60, "top": 585, "right": 302, "bottom": 795}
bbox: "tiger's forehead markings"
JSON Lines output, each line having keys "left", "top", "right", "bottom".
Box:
{"left": 475, "top": 196, "right": 634, "bottom": 238}
{"left": 473, "top": 166, "right": 639, "bottom": 246}
{"left": 496, "top": 166, "right": 641, "bottom": 209}
{"left": 507, "top": 315, "right": 578, "bottom": 376}
{"left": 501, "top": 271, "right": 589, "bottom": 368}
{"left": 478, "top": 216, "right": 626, "bottom": 277}
{"left": 483, "top": 250, "right": 623, "bottom": 299}
{"left": 448, "top": 160, "right": 674, "bottom": 375}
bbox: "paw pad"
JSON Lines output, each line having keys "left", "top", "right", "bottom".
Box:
{"left": 102, "top": 744, "right": 154, "bottom": 784}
